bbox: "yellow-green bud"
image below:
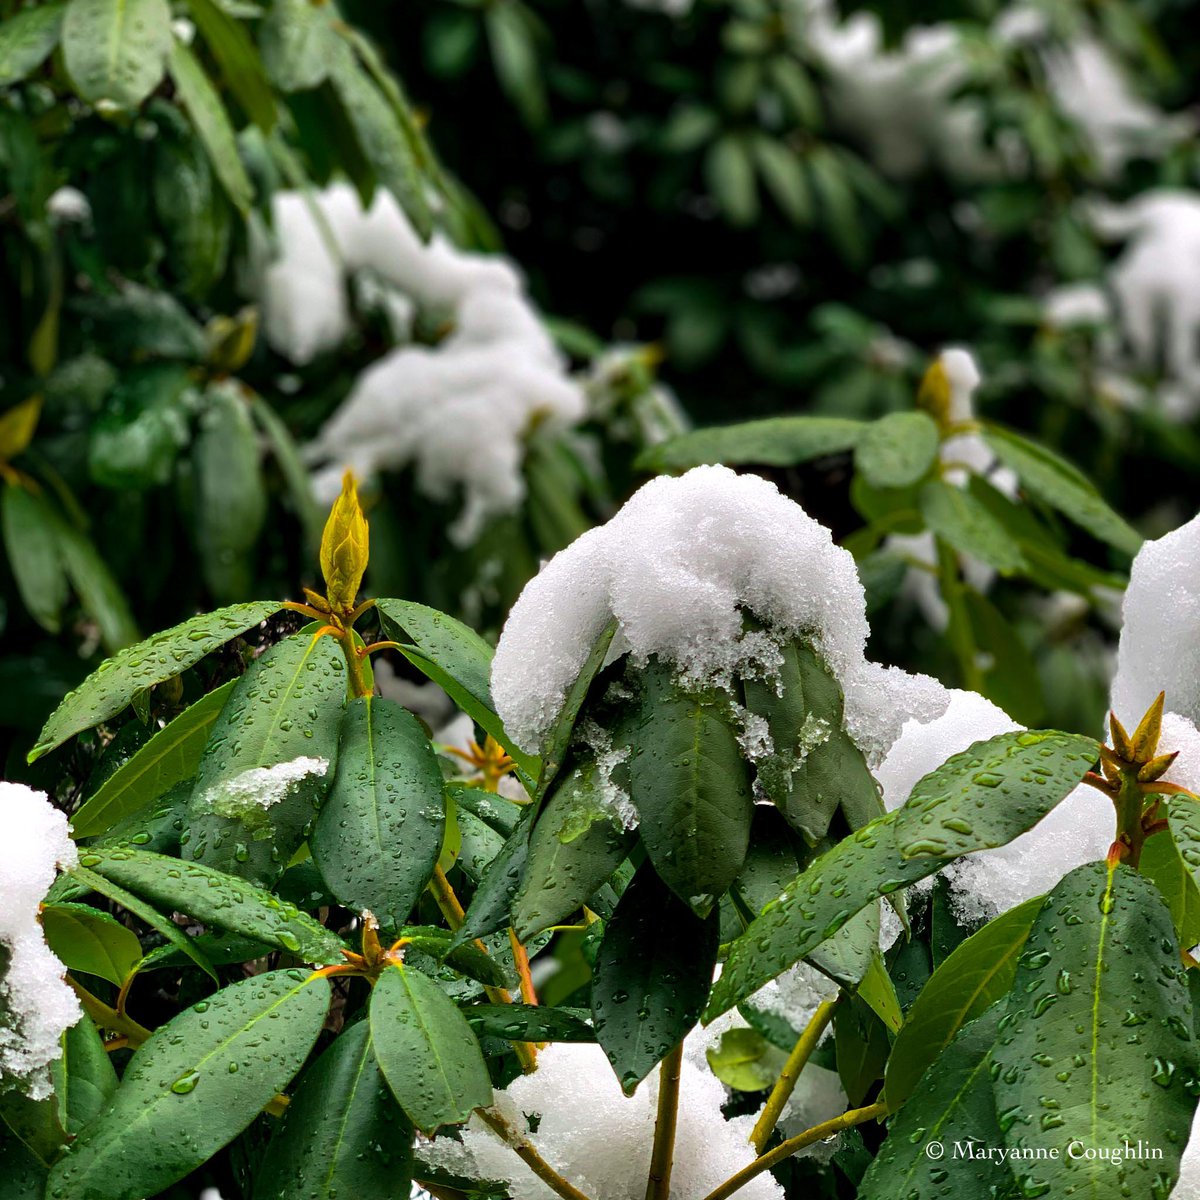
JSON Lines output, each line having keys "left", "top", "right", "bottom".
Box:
{"left": 320, "top": 471, "right": 369, "bottom": 613}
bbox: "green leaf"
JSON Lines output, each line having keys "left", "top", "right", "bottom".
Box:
{"left": 629, "top": 661, "right": 753, "bottom": 914}
{"left": 920, "top": 480, "right": 1027, "bottom": 574}
{"left": 744, "top": 637, "right": 880, "bottom": 843}
{"left": 259, "top": 0, "right": 334, "bottom": 91}
{"left": 167, "top": 38, "right": 254, "bottom": 213}
{"left": 370, "top": 963, "right": 493, "bottom": 1133}
{"left": 705, "top": 730, "right": 1097, "bottom": 1020}
{"left": 79, "top": 846, "right": 344, "bottom": 963}
{"left": 706, "top": 134, "right": 758, "bottom": 226}
{"left": 453, "top": 804, "right": 535, "bottom": 946}
{"left": 637, "top": 416, "right": 865, "bottom": 473}
{"left": 71, "top": 683, "right": 232, "bottom": 838}
{"left": 327, "top": 39, "right": 432, "bottom": 239}
{"left": 752, "top": 134, "right": 811, "bottom": 224}
{"left": 376, "top": 598, "right": 539, "bottom": 779}
{"left": 512, "top": 755, "right": 635, "bottom": 941}
{"left": 89, "top": 362, "right": 193, "bottom": 486}
{"left": 40, "top": 904, "right": 142, "bottom": 987}
{"left": 187, "top": 629, "right": 344, "bottom": 885}
{"left": 0, "top": 1135, "right": 48, "bottom": 1195}
{"left": 993, "top": 863, "right": 1198, "bottom": 1196}
{"left": 47, "top": 971, "right": 330, "bottom": 1200}
{"left": 860, "top": 1005, "right": 1015, "bottom": 1199}
{"left": 29, "top": 600, "right": 280, "bottom": 761}
{"left": 464, "top": 1004, "right": 596, "bottom": 1044}
{"left": 0, "top": 3, "right": 65, "bottom": 85}
{"left": 835, "top": 996, "right": 889, "bottom": 1106}
{"left": 246, "top": 392, "right": 323, "bottom": 556}
{"left": 485, "top": 1, "right": 546, "bottom": 126}
{"left": 854, "top": 412, "right": 940, "bottom": 489}
{"left": 1140, "top": 827, "right": 1200, "bottom": 949}
{"left": 983, "top": 424, "right": 1142, "bottom": 555}
{"left": 2, "top": 484, "right": 68, "bottom": 635}
{"left": 883, "top": 896, "right": 1040, "bottom": 1109}
{"left": 592, "top": 863, "right": 720, "bottom": 1093}
{"left": 53, "top": 513, "right": 140, "bottom": 653}
{"left": 186, "top": 0, "right": 275, "bottom": 130}
{"left": 1164, "top": 791, "right": 1200, "bottom": 910}
{"left": 312, "top": 696, "right": 445, "bottom": 930}
{"left": 62, "top": 0, "right": 171, "bottom": 109}
{"left": 254, "top": 1021, "right": 412, "bottom": 1200}
{"left": 705, "top": 1026, "right": 785, "bottom": 1092}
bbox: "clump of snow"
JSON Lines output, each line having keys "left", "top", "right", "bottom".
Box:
{"left": 424, "top": 1040, "right": 783, "bottom": 1200}
{"left": 1111, "top": 511, "right": 1200, "bottom": 729}
{"left": 257, "top": 184, "right": 586, "bottom": 546}
{"left": 843, "top": 662, "right": 953, "bottom": 769}
{"left": 748, "top": 961, "right": 840, "bottom": 1032}
{"left": 0, "top": 783, "right": 81, "bottom": 1098}
{"left": 584, "top": 346, "right": 690, "bottom": 448}
{"left": 575, "top": 719, "right": 637, "bottom": 830}
{"left": 197, "top": 757, "right": 329, "bottom": 823}
{"left": 1042, "top": 282, "right": 1111, "bottom": 330}
{"left": 492, "top": 466, "right": 870, "bottom": 755}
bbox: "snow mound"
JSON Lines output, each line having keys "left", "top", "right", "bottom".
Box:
{"left": 196, "top": 756, "right": 329, "bottom": 821}
{"left": 0, "top": 783, "right": 81, "bottom": 1098}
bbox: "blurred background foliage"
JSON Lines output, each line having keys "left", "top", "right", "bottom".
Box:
{"left": 0, "top": 0, "right": 1197, "bottom": 775}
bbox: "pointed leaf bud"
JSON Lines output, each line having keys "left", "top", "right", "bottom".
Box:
{"left": 320, "top": 471, "right": 369, "bottom": 614}
{"left": 916, "top": 357, "right": 952, "bottom": 431}
{"left": 1138, "top": 750, "right": 1179, "bottom": 783}
{"left": 1109, "top": 711, "right": 1134, "bottom": 763}
{"left": 1130, "top": 692, "right": 1166, "bottom": 764}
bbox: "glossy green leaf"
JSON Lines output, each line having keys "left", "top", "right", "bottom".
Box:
{"left": 48, "top": 970, "right": 330, "bottom": 1200}
{"left": 636, "top": 416, "right": 865, "bottom": 473}
{"left": 835, "top": 996, "right": 889, "bottom": 1106}
{"left": 2, "top": 484, "right": 68, "bottom": 635}
{"left": 453, "top": 804, "right": 535, "bottom": 947}
{"left": 592, "top": 863, "right": 719, "bottom": 1093}
{"left": 370, "top": 963, "right": 493, "bottom": 1133}
{"left": 41, "top": 904, "right": 142, "bottom": 987}
{"left": 254, "top": 1021, "right": 412, "bottom": 1200}
{"left": 168, "top": 39, "right": 254, "bottom": 213}
{"left": 705, "top": 1026, "right": 785, "bottom": 1092}
{"left": 883, "top": 896, "right": 1040, "bottom": 1109}
{"left": 629, "top": 661, "right": 754, "bottom": 914}
{"left": 920, "top": 480, "right": 1026, "bottom": 574}
{"left": 29, "top": 601, "right": 280, "bottom": 761}
{"left": 0, "top": 3, "right": 65, "bottom": 86}
{"left": 187, "top": 629, "right": 343, "bottom": 885}
{"left": 62, "top": 0, "right": 171, "bottom": 110}
{"left": 53, "top": 514, "right": 139, "bottom": 653}
{"left": 186, "top": 0, "right": 275, "bottom": 130}
{"left": 744, "top": 637, "right": 880, "bottom": 843}
{"left": 376, "top": 598, "right": 539, "bottom": 779}
{"left": 992, "top": 863, "right": 1198, "bottom": 1197}
{"left": 71, "top": 682, "right": 233, "bottom": 838}
{"left": 860, "top": 1005, "right": 1015, "bottom": 1199}
{"left": 312, "top": 696, "right": 445, "bottom": 929}
{"left": 983, "top": 424, "right": 1143, "bottom": 555}
{"left": 1140, "top": 828, "right": 1200, "bottom": 949}
{"left": 80, "top": 847, "right": 343, "bottom": 964}
{"left": 1165, "top": 791, "right": 1200, "bottom": 909}
{"left": 465, "top": 1004, "right": 595, "bottom": 1044}
{"left": 855, "top": 411, "right": 940, "bottom": 489}
{"left": 705, "top": 730, "right": 1097, "bottom": 1020}
{"left": 0, "top": 1136, "right": 47, "bottom": 1197}
{"left": 259, "top": 0, "right": 335, "bottom": 90}
{"left": 512, "top": 755, "right": 635, "bottom": 941}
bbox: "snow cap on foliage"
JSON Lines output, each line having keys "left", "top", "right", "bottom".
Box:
{"left": 424, "top": 1040, "right": 783, "bottom": 1200}
{"left": 491, "top": 466, "right": 870, "bottom": 754}
{"left": 0, "top": 783, "right": 81, "bottom": 1098}
{"left": 196, "top": 756, "right": 329, "bottom": 820}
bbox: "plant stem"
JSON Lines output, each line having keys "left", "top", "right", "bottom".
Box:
{"left": 645, "top": 1041, "right": 684, "bottom": 1200}
{"left": 67, "top": 977, "right": 152, "bottom": 1047}
{"left": 701, "top": 1100, "right": 888, "bottom": 1200}
{"left": 477, "top": 1107, "right": 596, "bottom": 1200}
{"left": 1115, "top": 769, "right": 1148, "bottom": 868}
{"left": 749, "top": 998, "right": 837, "bottom": 1153}
{"left": 509, "top": 927, "right": 539, "bottom": 1007}
{"left": 338, "top": 629, "right": 372, "bottom": 699}
{"left": 934, "top": 538, "right": 983, "bottom": 693}
{"left": 428, "top": 864, "right": 538, "bottom": 1073}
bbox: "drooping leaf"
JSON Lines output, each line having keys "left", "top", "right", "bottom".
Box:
{"left": 29, "top": 601, "right": 280, "bottom": 761}
{"left": 859, "top": 1005, "right": 1016, "bottom": 1199}
{"left": 53, "top": 514, "right": 139, "bottom": 653}
{"left": 705, "top": 1026, "right": 786, "bottom": 1092}
{"left": 2, "top": 484, "right": 68, "bottom": 635}
{"left": 187, "top": 629, "right": 344, "bottom": 885}
{"left": 835, "top": 996, "right": 889, "bottom": 1106}
{"left": 883, "top": 896, "right": 1040, "bottom": 1109}
{"left": 253, "top": 1021, "right": 412, "bottom": 1200}
{"left": 920, "top": 480, "right": 1026, "bottom": 574}
{"left": 0, "top": 3, "right": 65, "bottom": 86}
{"left": 258, "top": 0, "right": 335, "bottom": 91}
{"left": 637, "top": 416, "right": 866, "bottom": 474}
{"left": 62, "top": 0, "right": 172, "bottom": 110}
{"left": 375, "top": 598, "right": 539, "bottom": 779}
{"left": 512, "top": 755, "right": 635, "bottom": 942}
{"left": 983, "top": 424, "right": 1142, "bottom": 556}
{"left": 370, "top": 964, "right": 493, "bottom": 1133}
{"left": 464, "top": 1004, "right": 596, "bottom": 1044}
{"left": 40, "top": 904, "right": 142, "bottom": 988}
{"left": 1140, "top": 827, "right": 1200, "bottom": 950}
{"left": 628, "top": 661, "right": 754, "bottom": 915}
{"left": 47, "top": 971, "right": 330, "bottom": 1200}
{"left": 453, "top": 804, "right": 535, "bottom": 947}
{"left": 992, "top": 863, "right": 1198, "bottom": 1197}
{"left": 592, "top": 863, "right": 720, "bottom": 1093}
{"left": 71, "top": 682, "right": 233, "bottom": 838}
{"left": 705, "top": 730, "right": 1097, "bottom": 1019}
{"left": 854, "top": 412, "right": 940, "bottom": 490}
{"left": 185, "top": 0, "right": 276, "bottom": 130}
{"left": 312, "top": 696, "right": 445, "bottom": 930}
{"left": 78, "top": 846, "right": 344, "bottom": 963}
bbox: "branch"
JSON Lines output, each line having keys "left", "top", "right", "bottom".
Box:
{"left": 476, "top": 1106, "right": 595, "bottom": 1200}
{"left": 645, "top": 1041, "right": 684, "bottom": 1200}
